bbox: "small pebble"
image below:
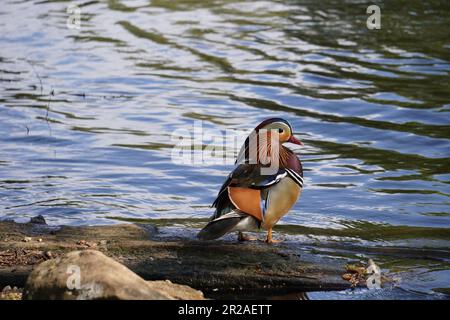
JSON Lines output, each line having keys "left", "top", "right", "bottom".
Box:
{"left": 37, "top": 238, "right": 43, "bottom": 242}
{"left": 2, "top": 286, "right": 11, "bottom": 293}
{"left": 342, "top": 273, "right": 353, "bottom": 281}
{"left": 23, "top": 237, "right": 32, "bottom": 242}
{"left": 76, "top": 240, "right": 97, "bottom": 247}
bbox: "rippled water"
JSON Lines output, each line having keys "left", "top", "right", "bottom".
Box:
{"left": 0, "top": 0, "right": 449, "bottom": 298}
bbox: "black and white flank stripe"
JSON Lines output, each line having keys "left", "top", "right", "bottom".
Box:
{"left": 285, "top": 168, "right": 304, "bottom": 188}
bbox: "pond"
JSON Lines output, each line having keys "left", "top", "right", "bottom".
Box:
{"left": 0, "top": 0, "right": 449, "bottom": 299}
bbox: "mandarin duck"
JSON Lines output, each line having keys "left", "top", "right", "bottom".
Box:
{"left": 198, "top": 118, "right": 303, "bottom": 244}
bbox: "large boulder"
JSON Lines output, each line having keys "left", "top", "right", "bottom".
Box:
{"left": 146, "top": 280, "right": 204, "bottom": 300}
{"left": 22, "top": 250, "right": 195, "bottom": 300}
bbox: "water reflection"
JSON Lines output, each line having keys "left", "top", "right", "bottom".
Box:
{"left": 0, "top": 0, "right": 449, "bottom": 298}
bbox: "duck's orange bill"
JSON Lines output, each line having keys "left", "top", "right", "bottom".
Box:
{"left": 228, "top": 187, "right": 263, "bottom": 222}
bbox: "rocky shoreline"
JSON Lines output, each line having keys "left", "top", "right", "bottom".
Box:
{"left": 0, "top": 216, "right": 361, "bottom": 299}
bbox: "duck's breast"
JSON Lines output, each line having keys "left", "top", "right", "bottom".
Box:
{"left": 262, "top": 177, "right": 301, "bottom": 229}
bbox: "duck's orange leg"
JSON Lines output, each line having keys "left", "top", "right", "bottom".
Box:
{"left": 265, "top": 228, "right": 283, "bottom": 244}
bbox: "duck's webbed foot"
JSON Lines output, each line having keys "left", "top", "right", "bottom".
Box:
{"left": 265, "top": 228, "right": 283, "bottom": 244}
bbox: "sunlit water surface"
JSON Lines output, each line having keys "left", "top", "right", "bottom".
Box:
{"left": 0, "top": 0, "right": 449, "bottom": 299}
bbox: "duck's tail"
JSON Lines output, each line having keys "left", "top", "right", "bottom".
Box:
{"left": 197, "top": 212, "right": 246, "bottom": 240}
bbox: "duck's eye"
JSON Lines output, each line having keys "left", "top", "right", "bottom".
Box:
{"left": 278, "top": 128, "right": 284, "bottom": 133}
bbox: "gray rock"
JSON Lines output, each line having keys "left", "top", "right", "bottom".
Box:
{"left": 29, "top": 215, "right": 47, "bottom": 225}
{"left": 23, "top": 250, "right": 173, "bottom": 300}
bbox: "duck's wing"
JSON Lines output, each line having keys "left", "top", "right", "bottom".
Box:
{"left": 211, "top": 163, "right": 287, "bottom": 220}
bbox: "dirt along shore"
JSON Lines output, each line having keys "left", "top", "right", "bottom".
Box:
{"left": 0, "top": 215, "right": 362, "bottom": 299}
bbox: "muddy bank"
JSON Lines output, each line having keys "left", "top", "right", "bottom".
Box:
{"left": 0, "top": 217, "right": 356, "bottom": 299}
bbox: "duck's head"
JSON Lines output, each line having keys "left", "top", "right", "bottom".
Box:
{"left": 254, "top": 118, "right": 302, "bottom": 146}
